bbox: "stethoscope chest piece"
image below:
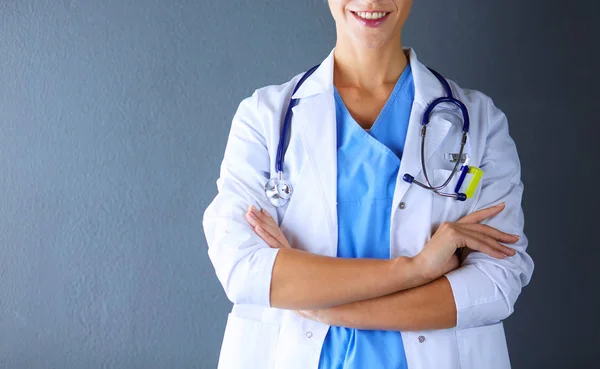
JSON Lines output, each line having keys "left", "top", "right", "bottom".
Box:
{"left": 265, "top": 175, "right": 293, "bottom": 207}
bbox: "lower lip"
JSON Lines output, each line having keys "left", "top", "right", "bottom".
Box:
{"left": 351, "top": 11, "right": 390, "bottom": 28}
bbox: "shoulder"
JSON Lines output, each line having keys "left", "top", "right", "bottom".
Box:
{"left": 231, "top": 70, "right": 306, "bottom": 136}
{"left": 233, "top": 71, "right": 306, "bottom": 129}
{"left": 441, "top": 77, "right": 518, "bottom": 168}
{"left": 444, "top": 77, "right": 509, "bottom": 136}
{"left": 252, "top": 71, "right": 305, "bottom": 111}
{"left": 445, "top": 78, "right": 498, "bottom": 117}
{"left": 235, "top": 71, "right": 304, "bottom": 112}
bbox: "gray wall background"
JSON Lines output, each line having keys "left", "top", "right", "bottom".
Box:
{"left": 1, "top": 0, "right": 598, "bottom": 368}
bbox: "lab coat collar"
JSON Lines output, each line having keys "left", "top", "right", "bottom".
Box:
{"left": 291, "top": 47, "right": 447, "bottom": 106}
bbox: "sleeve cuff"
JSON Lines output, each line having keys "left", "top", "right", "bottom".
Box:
{"left": 445, "top": 264, "right": 507, "bottom": 329}
{"left": 244, "top": 247, "right": 281, "bottom": 307}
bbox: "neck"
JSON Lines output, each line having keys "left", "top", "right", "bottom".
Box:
{"left": 333, "top": 40, "right": 408, "bottom": 90}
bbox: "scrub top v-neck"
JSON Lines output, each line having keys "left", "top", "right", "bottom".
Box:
{"left": 318, "top": 64, "right": 415, "bottom": 369}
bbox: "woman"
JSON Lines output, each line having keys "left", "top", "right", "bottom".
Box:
{"left": 203, "top": 1, "right": 534, "bottom": 368}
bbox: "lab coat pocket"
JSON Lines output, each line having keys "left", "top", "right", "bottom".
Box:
{"left": 431, "top": 169, "right": 476, "bottom": 225}
{"left": 402, "top": 329, "right": 461, "bottom": 369}
{"left": 456, "top": 322, "right": 511, "bottom": 369}
{"left": 217, "top": 313, "right": 280, "bottom": 369}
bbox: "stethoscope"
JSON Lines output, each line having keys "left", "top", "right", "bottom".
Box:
{"left": 264, "top": 64, "right": 320, "bottom": 207}
{"left": 265, "top": 64, "right": 476, "bottom": 208}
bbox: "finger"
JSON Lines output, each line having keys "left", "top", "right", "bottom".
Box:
{"left": 297, "top": 310, "right": 319, "bottom": 321}
{"left": 296, "top": 310, "right": 309, "bottom": 318}
{"left": 247, "top": 207, "right": 281, "bottom": 235}
{"left": 246, "top": 210, "right": 282, "bottom": 241}
{"left": 462, "top": 228, "right": 516, "bottom": 257}
{"left": 245, "top": 211, "right": 258, "bottom": 227}
{"left": 245, "top": 209, "right": 262, "bottom": 225}
{"left": 256, "top": 208, "right": 281, "bottom": 229}
{"left": 255, "top": 225, "right": 284, "bottom": 249}
{"left": 460, "top": 223, "right": 520, "bottom": 244}
{"left": 253, "top": 208, "right": 292, "bottom": 248}
{"left": 248, "top": 204, "right": 271, "bottom": 223}
{"left": 296, "top": 311, "right": 316, "bottom": 321}
{"left": 457, "top": 203, "right": 505, "bottom": 224}
{"left": 247, "top": 213, "right": 288, "bottom": 248}
{"left": 464, "top": 228, "right": 516, "bottom": 256}
{"left": 461, "top": 235, "right": 506, "bottom": 259}
{"left": 251, "top": 205, "right": 274, "bottom": 221}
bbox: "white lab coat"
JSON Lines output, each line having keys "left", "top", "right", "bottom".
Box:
{"left": 203, "top": 47, "right": 534, "bottom": 369}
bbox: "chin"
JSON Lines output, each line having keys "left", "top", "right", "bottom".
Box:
{"left": 352, "top": 35, "right": 392, "bottom": 50}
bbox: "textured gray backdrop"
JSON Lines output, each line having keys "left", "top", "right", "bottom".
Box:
{"left": 1, "top": 0, "right": 598, "bottom": 368}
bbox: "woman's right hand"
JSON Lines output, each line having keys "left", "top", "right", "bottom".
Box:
{"left": 414, "top": 203, "right": 520, "bottom": 281}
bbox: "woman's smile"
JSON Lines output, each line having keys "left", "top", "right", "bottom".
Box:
{"left": 350, "top": 11, "right": 391, "bottom": 28}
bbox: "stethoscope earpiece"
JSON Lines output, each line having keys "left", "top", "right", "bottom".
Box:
{"left": 402, "top": 174, "right": 415, "bottom": 184}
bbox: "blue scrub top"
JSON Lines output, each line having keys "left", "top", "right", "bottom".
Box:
{"left": 318, "top": 65, "right": 415, "bottom": 369}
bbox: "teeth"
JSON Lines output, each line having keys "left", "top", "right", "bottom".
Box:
{"left": 356, "top": 11, "right": 387, "bottom": 20}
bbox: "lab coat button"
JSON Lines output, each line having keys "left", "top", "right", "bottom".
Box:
{"left": 418, "top": 335, "right": 426, "bottom": 343}
{"left": 306, "top": 331, "right": 313, "bottom": 338}
{"left": 399, "top": 202, "right": 407, "bottom": 209}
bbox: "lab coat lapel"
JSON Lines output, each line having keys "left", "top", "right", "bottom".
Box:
{"left": 288, "top": 49, "right": 337, "bottom": 256}
{"left": 294, "top": 93, "right": 337, "bottom": 256}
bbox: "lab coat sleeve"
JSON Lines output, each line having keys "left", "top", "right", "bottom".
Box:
{"left": 444, "top": 96, "right": 535, "bottom": 329}
{"left": 202, "top": 89, "right": 280, "bottom": 306}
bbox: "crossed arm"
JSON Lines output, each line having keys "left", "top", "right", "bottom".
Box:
{"left": 245, "top": 204, "right": 514, "bottom": 332}
{"left": 297, "top": 260, "right": 459, "bottom": 331}
{"left": 300, "top": 274, "right": 457, "bottom": 331}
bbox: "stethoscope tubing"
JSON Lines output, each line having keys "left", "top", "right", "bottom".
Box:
{"left": 276, "top": 64, "right": 320, "bottom": 173}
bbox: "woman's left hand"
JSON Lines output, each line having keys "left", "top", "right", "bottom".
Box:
{"left": 245, "top": 204, "right": 338, "bottom": 323}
